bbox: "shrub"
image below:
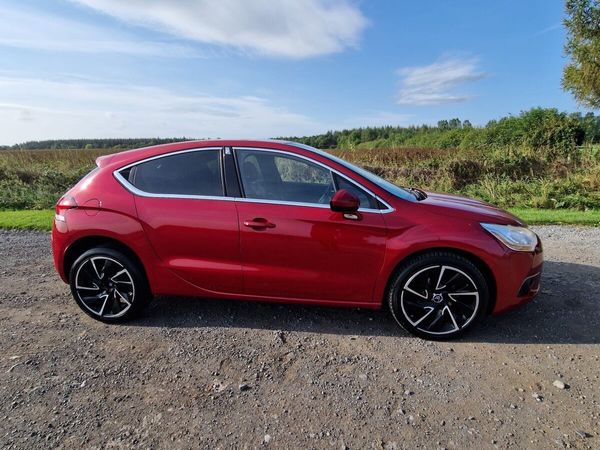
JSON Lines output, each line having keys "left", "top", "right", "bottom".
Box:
{"left": 447, "top": 159, "right": 483, "bottom": 189}
{"left": 484, "top": 153, "right": 546, "bottom": 180}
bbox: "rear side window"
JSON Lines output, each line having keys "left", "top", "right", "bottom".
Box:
{"left": 126, "top": 150, "right": 223, "bottom": 196}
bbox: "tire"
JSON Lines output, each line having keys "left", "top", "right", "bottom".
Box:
{"left": 387, "top": 251, "right": 489, "bottom": 340}
{"left": 69, "top": 247, "right": 151, "bottom": 323}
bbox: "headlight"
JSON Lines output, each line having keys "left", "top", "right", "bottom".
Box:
{"left": 480, "top": 223, "right": 538, "bottom": 252}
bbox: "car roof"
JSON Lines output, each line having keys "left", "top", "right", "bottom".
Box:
{"left": 96, "top": 139, "right": 306, "bottom": 168}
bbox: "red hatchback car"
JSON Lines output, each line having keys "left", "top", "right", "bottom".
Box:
{"left": 52, "top": 140, "right": 543, "bottom": 340}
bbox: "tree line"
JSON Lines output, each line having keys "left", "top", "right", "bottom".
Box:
{"left": 281, "top": 108, "right": 600, "bottom": 155}
{"left": 1, "top": 138, "right": 194, "bottom": 151}
{"left": 3, "top": 108, "right": 600, "bottom": 154}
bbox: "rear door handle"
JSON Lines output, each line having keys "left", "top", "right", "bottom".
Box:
{"left": 243, "top": 218, "right": 276, "bottom": 229}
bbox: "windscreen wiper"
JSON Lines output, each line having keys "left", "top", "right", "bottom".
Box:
{"left": 407, "top": 187, "right": 428, "bottom": 201}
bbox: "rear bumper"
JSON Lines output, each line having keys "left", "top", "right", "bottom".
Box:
{"left": 51, "top": 216, "right": 69, "bottom": 283}
{"left": 491, "top": 241, "right": 543, "bottom": 314}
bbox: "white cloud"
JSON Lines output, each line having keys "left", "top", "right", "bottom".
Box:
{"left": 0, "top": 76, "right": 322, "bottom": 144}
{"left": 534, "top": 23, "right": 561, "bottom": 37}
{"left": 69, "top": 0, "right": 368, "bottom": 58}
{"left": 0, "top": 3, "right": 204, "bottom": 57}
{"left": 396, "top": 57, "right": 487, "bottom": 106}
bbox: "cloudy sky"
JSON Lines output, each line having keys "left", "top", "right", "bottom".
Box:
{"left": 0, "top": 0, "right": 582, "bottom": 144}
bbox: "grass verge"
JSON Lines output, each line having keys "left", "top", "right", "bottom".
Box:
{"left": 0, "top": 210, "right": 54, "bottom": 231}
{"left": 0, "top": 208, "right": 598, "bottom": 232}
{"left": 509, "top": 208, "right": 600, "bottom": 226}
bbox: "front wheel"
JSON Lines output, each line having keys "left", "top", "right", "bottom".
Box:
{"left": 69, "top": 247, "right": 151, "bottom": 323}
{"left": 387, "top": 251, "right": 489, "bottom": 340}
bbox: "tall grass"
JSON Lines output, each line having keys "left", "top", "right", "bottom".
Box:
{"left": 0, "top": 149, "right": 110, "bottom": 209}
{"left": 329, "top": 145, "right": 600, "bottom": 210}
{"left": 0, "top": 144, "right": 599, "bottom": 210}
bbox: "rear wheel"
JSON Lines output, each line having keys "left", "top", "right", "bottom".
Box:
{"left": 387, "top": 251, "right": 489, "bottom": 340}
{"left": 69, "top": 247, "right": 151, "bottom": 323}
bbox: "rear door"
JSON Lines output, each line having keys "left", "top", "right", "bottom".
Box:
{"left": 117, "top": 147, "right": 242, "bottom": 294}
{"left": 234, "top": 147, "right": 388, "bottom": 304}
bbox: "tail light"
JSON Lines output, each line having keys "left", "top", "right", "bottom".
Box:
{"left": 55, "top": 195, "right": 77, "bottom": 221}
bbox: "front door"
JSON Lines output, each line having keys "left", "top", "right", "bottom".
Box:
{"left": 234, "top": 148, "right": 387, "bottom": 304}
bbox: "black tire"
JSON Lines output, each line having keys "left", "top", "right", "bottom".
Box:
{"left": 69, "top": 247, "right": 151, "bottom": 323}
{"left": 387, "top": 251, "right": 489, "bottom": 340}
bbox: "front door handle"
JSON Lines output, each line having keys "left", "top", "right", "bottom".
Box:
{"left": 243, "top": 217, "right": 276, "bottom": 229}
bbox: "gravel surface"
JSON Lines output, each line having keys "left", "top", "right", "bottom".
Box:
{"left": 0, "top": 226, "right": 599, "bottom": 449}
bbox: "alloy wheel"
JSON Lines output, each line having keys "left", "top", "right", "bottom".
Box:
{"left": 74, "top": 256, "right": 135, "bottom": 318}
{"left": 400, "top": 265, "right": 479, "bottom": 336}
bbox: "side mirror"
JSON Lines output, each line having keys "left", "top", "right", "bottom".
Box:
{"left": 330, "top": 189, "right": 360, "bottom": 213}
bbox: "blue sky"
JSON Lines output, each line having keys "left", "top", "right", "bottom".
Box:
{"left": 0, "top": 0, "right": 587, "bottom": 144}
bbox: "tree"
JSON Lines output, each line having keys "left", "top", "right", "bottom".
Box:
{"left": 562, "top": 0, "right": 600, "bottom": 108}
{"left": 448, "top": 118, "right": 462, "bottom": 129}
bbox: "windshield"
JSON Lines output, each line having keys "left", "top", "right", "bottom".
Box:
{"left": 285, "top": 142, "right": 416, "bottom": 202}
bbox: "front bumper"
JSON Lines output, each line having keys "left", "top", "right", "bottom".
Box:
{"left": 491, "top": 238, "right": 543, "bottom": 314}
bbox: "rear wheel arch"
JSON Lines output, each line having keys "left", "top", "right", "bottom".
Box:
{"left": 63, "top": 236, "right": 149, "bottom": 287}
{"left": 385, "top": 247, "right": 497, "bottom": 314}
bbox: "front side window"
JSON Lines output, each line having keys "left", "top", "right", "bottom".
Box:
{"left": 290, "top": 142, "right": 414, "bottom": 202}
{"left": 236, "top": 149, "right": 379, "bottom": 208}
{"left": 237, "top": 149, "right": 334, "bottom": 204}
{"left": 125, "top": 150, "right": 223, "bottom": 197}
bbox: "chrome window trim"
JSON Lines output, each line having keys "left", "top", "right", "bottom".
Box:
{"left": 233, "top": 197, "right": 384, "bottom": 213}
{"left": 112, "top": 145, "right": 394, "bottom": 213}
{"left": 233, "top": 147, "right": 394, "bottom": 214}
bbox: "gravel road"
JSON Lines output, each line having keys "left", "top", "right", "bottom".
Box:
{"left": 0, "top": 226, "right": 599, "bottom": 449}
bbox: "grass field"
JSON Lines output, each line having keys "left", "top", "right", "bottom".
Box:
{"left": 0, "top": 210, "right": 55, "bottom": 231}
{"left": 509, "top": 208, "right": 600, "bottom": 226}
{"left": 0, "top": 137, "right": 599, "bottom": 229}
{"left": 0, "top": 208, "right": 597, "bottom": 232}
{"left": 2, "top": 143, "right": 600, "bottom": 212}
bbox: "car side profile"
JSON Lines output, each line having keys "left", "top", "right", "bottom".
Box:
{"left": 51, "top": 140, "right": 543, "bottom": 340}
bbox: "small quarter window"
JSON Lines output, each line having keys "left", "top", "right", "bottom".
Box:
{"left": 333, "top": 173, "right": 378, "bottom": 209}
{"left": 125, "top": 150, "right": 223, "bottom": 196}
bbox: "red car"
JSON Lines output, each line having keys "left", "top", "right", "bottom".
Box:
{"left": 51, "top": 140, "right": 543, "bottom": 340}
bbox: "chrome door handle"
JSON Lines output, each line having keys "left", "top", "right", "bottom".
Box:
{"left": 243, "top": 218, "right": 276, "bottom": 229}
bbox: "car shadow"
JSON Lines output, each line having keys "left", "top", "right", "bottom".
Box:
{"left": 133, "top": 260, "right": 600, "bottom": 345}
{"left": 465, "top": 260, "right": 600, "bottom": 345}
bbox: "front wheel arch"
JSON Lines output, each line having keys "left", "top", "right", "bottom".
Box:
{"left": 384, "top": 247, "right": 497, "bottom": 315}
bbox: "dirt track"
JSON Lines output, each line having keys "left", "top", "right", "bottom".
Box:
{"left": 0, "top": 226, "right": 599, "bottom": 449}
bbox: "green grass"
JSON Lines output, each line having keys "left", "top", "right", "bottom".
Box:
{"left": 0, "top": 210, "right": 54, "bottom": 231}
{"left": 508, "top": 208, "right": 600, "bottom": 226}
{"left": 0, "top": 208, "right": 598, "bottom": 232}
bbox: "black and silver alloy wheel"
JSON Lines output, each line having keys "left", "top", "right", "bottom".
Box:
{"left": 69, "top": 247, "right": 151, "bottom": 323}
{"left": 74, "top": 256, "right": 135, "bottom": 318}
{"left": 400, "top": 265, "right": 479, "bottom": 335}
{"left": 388, "top": 251, "right": 489, "bottom": 340}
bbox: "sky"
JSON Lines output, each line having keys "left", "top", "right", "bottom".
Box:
{"left": 0, "top": 0, "right": 589, "bottom": 144}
